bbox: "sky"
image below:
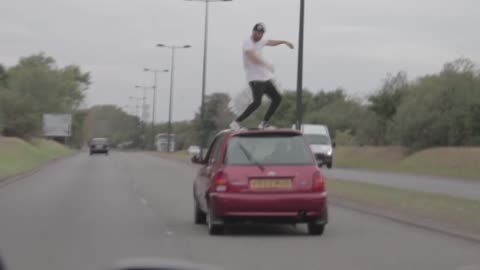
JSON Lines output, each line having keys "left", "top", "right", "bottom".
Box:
{"left": 1, "top": 0, "right": 479, "bottom": 122}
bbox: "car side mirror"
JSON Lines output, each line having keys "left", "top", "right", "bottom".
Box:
{"left": 191, "top": 155, "right": 205, "bottom": 165}
{"left": 332, "top": 141, "right": 336, "bottom": 148}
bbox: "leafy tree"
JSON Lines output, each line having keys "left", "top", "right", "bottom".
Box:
{"left": 82, "top": 105, "right": 141, "bottom": 147}
{"left": 193, "top": 92, "right": 235, "bottom": 146}
{"left": 7, "top": 53, "right": 90, "bottom": 113}
{"left": 0, "top": 64, "right": 6, "bottom": 87}
{"left": 0, "top": 53, "right": 90, "bottom": 138}
{"left": 367, "top": 72, "right": 408, "bottom": 144}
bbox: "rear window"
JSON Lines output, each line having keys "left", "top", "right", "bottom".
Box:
{"left": 303, "top": 134, "right": 331, "bottom": 145}
{"left": 92, "top": 138, "right": 107, "bottom": 144}
{"left": 225, "top": 134, "right": 314, "bottom": 166}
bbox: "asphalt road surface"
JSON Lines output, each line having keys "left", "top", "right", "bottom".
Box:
{"left": 324, "top": 168, "right": 480, "bottom": 200}
{"left": 0, "top": 152, "right": 479, "bottom": 270}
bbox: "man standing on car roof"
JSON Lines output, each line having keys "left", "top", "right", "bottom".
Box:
{"left": 230, "top": 23, "right": 294, "bottom": 130}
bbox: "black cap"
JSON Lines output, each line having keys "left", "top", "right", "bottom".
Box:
{"left": 253, "top": 23, "right": 266, "bottom": 33}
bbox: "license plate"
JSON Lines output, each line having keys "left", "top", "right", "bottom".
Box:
{"left": 249, "top": 179, "right": 292, "bottom": 189}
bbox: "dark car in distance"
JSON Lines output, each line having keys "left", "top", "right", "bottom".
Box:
{"left": 89, "top": 137, "right": 109, "bottom": 155}
{"left": 192, "top": 129, "right": 328, "bottom": 236}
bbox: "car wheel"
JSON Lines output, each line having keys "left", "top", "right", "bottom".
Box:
{"left": 326, "top": 162, "right": 333, "bottom": 169}
{"left": 194, "top": 200, "right": 207, "bottom": 225}
{"left": 308, "top": 223, "right": 325, "bottom": 236}
{"left": 207, "top": 207, "right": 224, "bottom": 235}
{"left": 89, "top": 152, "right": 93, "bottom": 155}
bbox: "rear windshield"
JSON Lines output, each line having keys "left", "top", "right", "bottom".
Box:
{"left": 92, "top": 138, "right": 107, "bottom": 144}
{"left": 225, "top": 134, "right": 314, "bottom": 166}
{"left": 303, "top": 134, "right": 331, "bottom": 145}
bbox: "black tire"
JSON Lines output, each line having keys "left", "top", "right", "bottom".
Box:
{"left": 105, "top": 152, "right": 109, "bottom": 156}
{"left": 326, "top": 162, "right": 333, "bottom": 169}
{"left": 308, "top": 223, "right": 325, "bottom": 236}
{"left": 207, "top": 208, "right": 224, "bottom": 235}
{"left": 194, "top": 201, "right": 207, "bottom": 225}
{"left": 89, "top": 152, "right": 93, "bottom": 155}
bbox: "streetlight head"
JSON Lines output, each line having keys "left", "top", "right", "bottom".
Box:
{"left": 156, "top": 44, "right": 165, "bottom": 47}
{"left": 183, "top": 45, "right": 192, "bottom": 48}
{"left": 163, "top": 69, "right": 169, "bottom": 73}
{"left": 134, "top": 85, "right": 140, "bottom": 88}
{"left": 143, "top": 68, "right": 150, "bottom": 72}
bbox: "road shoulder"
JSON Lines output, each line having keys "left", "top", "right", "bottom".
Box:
{"left": 0, "top": 151, "right": 77, "bottom": 188}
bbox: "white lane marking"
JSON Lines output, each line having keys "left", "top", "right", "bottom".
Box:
{"left": 140, "top": 198, "right": 148, "bottom": 205}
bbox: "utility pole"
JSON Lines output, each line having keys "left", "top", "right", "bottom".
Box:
{"left": 143, "top": 68, "right": 169, "bottom": 150}
{"left": 185, "top": 0, "right": 232, "bottom": 157}
{"left": 156, "top": 43, "right": 191, "bottom": 152}
{"left": 296, "top": 0, "right": 305, "bottom": 130}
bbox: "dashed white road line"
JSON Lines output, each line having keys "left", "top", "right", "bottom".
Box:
{"left": 137, "top": 196, "right": 174, "bottom": 236}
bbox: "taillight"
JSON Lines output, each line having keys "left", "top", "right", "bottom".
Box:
{"left": 312, "top": 171, "right": 325, "bottom": 192}
{"left": 212, "top": 171, "right": 228, "bottom": 192}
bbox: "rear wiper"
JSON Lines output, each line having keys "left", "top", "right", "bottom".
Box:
{"left": 238, "top": 143, "right": 265, "bottom": 171}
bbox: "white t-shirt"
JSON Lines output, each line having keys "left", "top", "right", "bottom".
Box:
{"left": 242, "top": 38, "right": 273, "bottom": 82}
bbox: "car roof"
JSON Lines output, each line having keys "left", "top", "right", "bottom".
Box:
{"left": 216, "top": 128, "right": 303, "bottom": 139}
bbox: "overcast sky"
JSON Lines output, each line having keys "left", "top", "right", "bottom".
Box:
{"left": 1, "top": 0, "right": 479, "bottom": 122}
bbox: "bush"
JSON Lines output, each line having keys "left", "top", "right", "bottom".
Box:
{"left": 0, "top": 90, "right": 41, "bottom": 138}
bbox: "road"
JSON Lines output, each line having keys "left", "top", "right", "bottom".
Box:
{"left": 324, "top": 168, "right": 480, "bottom": 200}
{"left": 0, "top": 152, "right": 479, "bottom": 270}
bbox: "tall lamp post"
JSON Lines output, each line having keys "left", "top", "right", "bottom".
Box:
{"left": 143, "top": 68, "right": 169, "bottom": 150}
{"left": 296, "top": 0, "right": 305, "bottom": 130}
{"left": 135, "top": 85, "right": 153, "bottom": 149}
{"left": 156, "top": 43, "right": 191, "bottom": 153}
{"left": 128, "top": 96, "right": 143, "bottom": 118}
{"left": 129, "top": 96, "right": 143, "bottom": 148}
{"left": 186, "top": 0, "right": 232, "bottom": 158}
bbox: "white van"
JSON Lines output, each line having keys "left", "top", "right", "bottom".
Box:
{"left": 294, "top": 124, "right": 335, "bottom": 168}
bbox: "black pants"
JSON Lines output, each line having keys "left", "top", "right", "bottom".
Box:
{"left": 236, "top": 80, "right": 282, "bottom": 123}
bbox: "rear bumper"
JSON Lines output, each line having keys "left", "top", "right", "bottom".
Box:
{"left": 210, "top": 192, "right": 328, "bottom": 223}
{"left": 90, "top": 149, "right": 108, "bottom": 153}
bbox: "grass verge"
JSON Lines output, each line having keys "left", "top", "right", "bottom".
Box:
{"left": 327, "top": 178, "right": 480, "bottom": 235}
{"left": 0, "top": 137, "right": 72, "bottom": 180}
{"left": 334, "top": 146, "right": 480, "bottom": 180}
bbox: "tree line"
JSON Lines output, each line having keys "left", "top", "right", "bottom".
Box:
{"left": 2, "top": 54, "right": 479, "bottom": 151}
{"left": 179, "top": 57, "right": 480, "bottom": 150}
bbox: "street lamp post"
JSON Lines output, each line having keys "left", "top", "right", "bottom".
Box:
{"left": 128, "top": 96, "right": 143, "bottom": 118}
{"left": 187, "top": 0, "right": 232, "bottom": 158}
{"left": 296, "top": 0, "right": 305, "bottom": 130}
{"left": 129, "top": 96, "right": 143, "bottom": 147}
{"left": 143, "top": 68, "right": 169, "bottom": 150}
{"left": 135, "top": 85, "right": 153, "bottom": 149}
{"left": 156, "top": 43, "right": 191, "bottom": 153}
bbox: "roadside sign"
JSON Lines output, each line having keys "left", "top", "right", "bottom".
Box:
{"left": 43, "top": 114, "right": 72, "bottom": 137}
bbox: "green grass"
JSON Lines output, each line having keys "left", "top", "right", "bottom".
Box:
{"left": 334, "top": 146, "right": 480, "bottom": 180}
{"left": 0, "top": 137, "right": 72, "bottom": 179}
{"left": 327, "top": 178, "right": 480, "bottom": 233}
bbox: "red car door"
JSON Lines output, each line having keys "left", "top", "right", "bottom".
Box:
{"left": 195, "top": 134, "right": 225, "bottom": 212}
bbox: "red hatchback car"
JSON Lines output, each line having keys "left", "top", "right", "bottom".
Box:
{"left": 192, "top": 129, "right": 328, "bottom": 235}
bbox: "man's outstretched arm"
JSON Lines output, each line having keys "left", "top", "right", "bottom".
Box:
{"left": 266, "top": 40, "right": 295, "bottom": 49}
